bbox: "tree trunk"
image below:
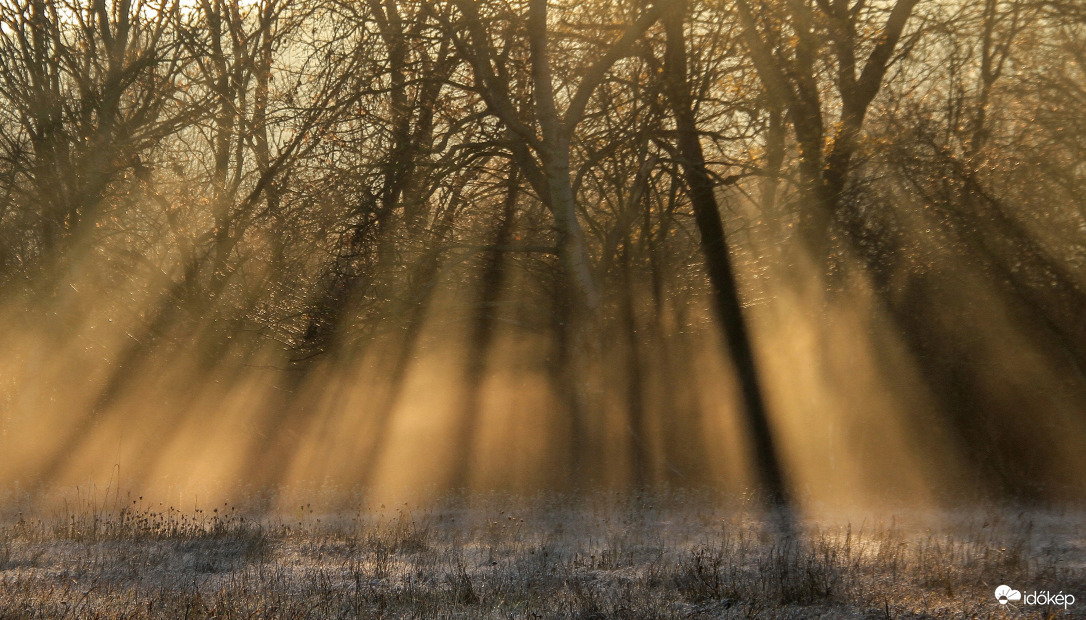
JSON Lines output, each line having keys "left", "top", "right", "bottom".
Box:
{"left": 663, "top": 2, "right": 795, "bottom": 533}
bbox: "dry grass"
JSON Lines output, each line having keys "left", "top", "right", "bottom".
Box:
{"left": 0, "top": 491, "right": 1082, "bottom": 619}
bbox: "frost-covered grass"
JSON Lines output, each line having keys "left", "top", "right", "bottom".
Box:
{"left": 0, "top": 491, "right": 1082, "bottom": 618}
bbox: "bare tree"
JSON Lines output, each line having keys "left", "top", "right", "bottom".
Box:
{"left": 0, "top": 0, "right": 193, "bottom": 288}
{"left": 440, "top": 0, "right": 662, "bottom": 480}
{"left": 735, "top": 0, "right": 921, "bottom": 258}
{"left": 660, "top": 0, "right": 794, "bottom": 532}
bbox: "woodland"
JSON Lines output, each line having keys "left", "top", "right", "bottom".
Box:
{"left": 2, "top": 1, "right": 1086, "bottom": 616}
{"left": 0, "top": 0, "right": 1084, "bottom": 513}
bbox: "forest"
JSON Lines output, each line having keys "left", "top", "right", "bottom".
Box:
{"left": 0, "top": 0, "right": 1083, "bottom": 615}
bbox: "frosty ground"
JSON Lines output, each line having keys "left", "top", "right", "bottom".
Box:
{"left": 1, "top": 491, "right": 1082, "bottom": 619}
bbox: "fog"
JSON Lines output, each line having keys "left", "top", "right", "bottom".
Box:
{"left": 0, "top": 0, "right": 1083, "bottom": 520}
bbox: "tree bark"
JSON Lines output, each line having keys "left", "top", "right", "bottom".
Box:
{"left": 662, "top": 1, "right": 795, "bottom": 531}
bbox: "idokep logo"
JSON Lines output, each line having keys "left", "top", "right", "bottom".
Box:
{"left": 995, "top": 585, "right": 1021, "bottom": 605}
{"left": 995, "top": 585, "right": 1076, "bottom": 610}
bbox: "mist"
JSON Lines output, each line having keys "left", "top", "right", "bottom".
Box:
{"left": 0, "top": 0, "right": 1084, "bottom": 521}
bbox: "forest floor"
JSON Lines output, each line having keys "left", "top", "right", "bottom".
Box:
{"left": 0, "top": 491, "right": 1082, "bottom": 619}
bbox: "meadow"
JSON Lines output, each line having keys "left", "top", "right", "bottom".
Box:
{"left": 1, "top": 492, "right": 1081, "bottom": 619}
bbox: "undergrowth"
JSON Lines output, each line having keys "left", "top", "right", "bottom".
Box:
{"left": 0, "top": 493, "right": 1080, "bottom": 619}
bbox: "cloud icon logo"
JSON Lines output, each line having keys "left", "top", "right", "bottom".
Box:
{"left": 995, "top": 585, "right": 1022, "bottom": 605}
